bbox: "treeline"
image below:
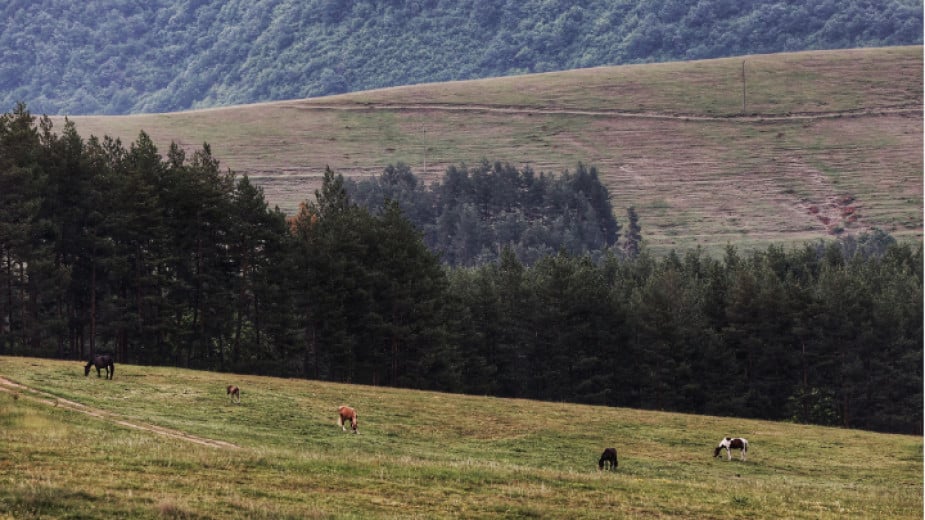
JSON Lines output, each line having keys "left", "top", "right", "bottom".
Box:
{"left": 2, "top": 0, "right": 921, "bottom": 114}
{"left": 1, "top": 107, "right": 921, "bottom": 433}
{"left": 347, "top": 161, "right": 625, "bottom": 266}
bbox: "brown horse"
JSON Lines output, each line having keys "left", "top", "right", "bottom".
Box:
{"left": 337, "top": 405, "right": 358, "bottom": 434}
{"left": 227, "top": 385, "right": 241, "bottom": 404}
{"left": 84, "top": 354, "right": 114, "bottom": 379}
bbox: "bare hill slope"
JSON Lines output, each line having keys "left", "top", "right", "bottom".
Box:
{"left": 54, "top": 47, "right": 923, "bottom": 253}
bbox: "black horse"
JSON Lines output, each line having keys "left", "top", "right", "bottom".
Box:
{"left": 598, "top": 447, "right": 618, "bottom": 471}
{"left": 84, "top": 354, "right": 114, "bottom": 379}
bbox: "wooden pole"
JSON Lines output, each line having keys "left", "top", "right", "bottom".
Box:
{"left": 742, "top": 60, "right": 747, "bottom": 113}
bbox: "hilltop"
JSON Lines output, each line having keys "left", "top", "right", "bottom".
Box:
{"left": 0, "top": 356, "right": 921, "bottom": 518}
{"left": 53, "top": 46, "right": 924, "bottom": 253}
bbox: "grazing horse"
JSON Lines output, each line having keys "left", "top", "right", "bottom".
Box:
{"left": 337, "top": 405, "right": 358, "bottom": 434}
{"left": 598, "top": 447, "right": 618, "bottom": 471}
{"left": 84, "top": 354, "right": 114, "bottom": 379}
{"left": 714, "top": 437, "right": 749, "bottom": 461}
{"left": 227, "top": 385, "right": 241, "bottom": 404}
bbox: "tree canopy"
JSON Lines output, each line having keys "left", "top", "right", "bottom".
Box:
{"left": 347, "top": 161, "right": 621, "bottom": 266}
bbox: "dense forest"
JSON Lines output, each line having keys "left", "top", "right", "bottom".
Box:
{"left": 1, "top": 106, "right": 921, "bottom": 433}
{"left": 2, "top": 0, "right": 922, "bottom": 115}
{"left": 346, "top": 161, "right": 624, "bottom": 266}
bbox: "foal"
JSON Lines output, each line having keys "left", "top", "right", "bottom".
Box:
{"left": 337, "top": 405, "right": 358, "bottom": 434}
{"left": 226, "top": 385, "right": 241, "bottom": 404}
{"left": 598, "top": 447, "right": 618, "bottom": 471}
{"left": 714, "top": 437, "right": 749, "bottom": 461}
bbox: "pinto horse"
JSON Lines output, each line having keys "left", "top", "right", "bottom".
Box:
{"left": 598, "top": 447, "right": 618, "bottom": 471}
{"left": 337, "top": 405, "right": 358, "bottom": 434}
{"left": 714, "top": 437, "right": 748, "bottom": 461}
{"left": 84, "top": 354, "right": 114, "bottom": 379}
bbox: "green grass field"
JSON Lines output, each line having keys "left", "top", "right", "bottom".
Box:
{"left": 0, "top": 356, "right": 920, "bottom": 519}
{"left": 53, "top": 46, "right": 923, "bottom": 255}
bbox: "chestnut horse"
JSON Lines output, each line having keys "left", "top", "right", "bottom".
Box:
{"left": 714, "top": 437, "right": 749, "bottom": 461}
{"left": 337, "top": 405, "right": 358, "bottom": 434}
{"left": 84, "top": 354, "right": 114, "bottom": 379}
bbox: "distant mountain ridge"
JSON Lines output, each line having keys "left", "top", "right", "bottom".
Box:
{"left": 3, "top": 0, "right": 921, "bottom": 115}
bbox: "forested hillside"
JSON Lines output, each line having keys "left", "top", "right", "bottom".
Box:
{"left": 1, "top": 107, "right": 921, "bottom": 433}
{"left": 3, "top": 0, "right": 921, "bottom": 115}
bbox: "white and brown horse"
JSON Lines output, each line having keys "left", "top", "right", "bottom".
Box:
{"left": 714, "top": 437, "right": 749, "bottom": 461}
{"left": 337, "top": 405, "right": 358, "bottom": 434}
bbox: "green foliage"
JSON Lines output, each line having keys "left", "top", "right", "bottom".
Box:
{"left": 1, "top": 0, "right": 921, "bottom": 114}
{"left": 448, "top": 240, "right": 923, "bottom": 434}
{"left": 348, "top": 161, "right": 621, "bottom": 266}
{"left": 0, "top": 108, "right": 920, "bottom": 434}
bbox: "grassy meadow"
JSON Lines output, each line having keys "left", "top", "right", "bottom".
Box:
{"left": 52, "top": 46, "right": 923, "bottom": 254}
{"left": 0, "top": 356, "right": 921, "bottom": 519}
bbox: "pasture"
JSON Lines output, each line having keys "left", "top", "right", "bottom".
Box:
{"left": 0, "top": 356, "right": 920, "bottom": 519}
{"left": 52, "top": 46, "right": 923, "bottom": 254}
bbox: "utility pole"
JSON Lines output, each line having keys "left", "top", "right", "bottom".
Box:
{"left": 742, "top": 60, "right": 747, "bottom": 113}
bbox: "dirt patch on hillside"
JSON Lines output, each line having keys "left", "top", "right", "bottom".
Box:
{"left": 0, "top": 376, "right": 239, "bottom": 449}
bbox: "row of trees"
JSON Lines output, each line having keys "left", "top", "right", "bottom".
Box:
{"left": 2, "top": 0, "right": 921, "bottom": 114}
{"left": 1, "top": 107, "right": 921, "bottom": 433}
{"left": 448, "top": 241, "right": 922, "bottom": 434}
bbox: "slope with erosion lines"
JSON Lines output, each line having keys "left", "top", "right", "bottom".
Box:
{"left": 52, "top": 47, "right": 924, "bottom": 254}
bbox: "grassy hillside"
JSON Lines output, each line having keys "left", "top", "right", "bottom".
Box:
{"left": 0, "top": 355, "right": 921, "bottom": 519}
{"left": 52, "top": 46, "right": 923, "bottom": 254}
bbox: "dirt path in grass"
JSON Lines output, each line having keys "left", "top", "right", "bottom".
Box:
{"left": 291, "top": 101, "right": 922, "bottom": 122}
{"left": 0, "top": 376, "right": 240, "bottom": 449}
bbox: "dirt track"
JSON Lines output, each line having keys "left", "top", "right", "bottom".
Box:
{"left": 0, "top": 376, "right": 239, "bottom": 449}
{"left": 291, "top": 101, "right": 922, "bottom": 122}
